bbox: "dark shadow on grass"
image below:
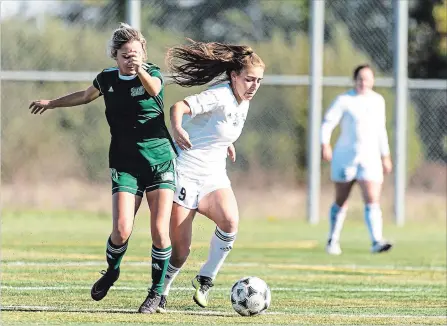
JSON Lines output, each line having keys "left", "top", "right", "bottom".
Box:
{"left": 1, "top": 305, "right": 237, "bottom": 317}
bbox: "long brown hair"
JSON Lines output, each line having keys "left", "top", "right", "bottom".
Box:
{"left": 166, "top": 39, "right": 265, "bottom": 87}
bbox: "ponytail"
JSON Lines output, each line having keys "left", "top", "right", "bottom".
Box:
{"left": 166, "top": 39, "right": 264, "bottom": 87}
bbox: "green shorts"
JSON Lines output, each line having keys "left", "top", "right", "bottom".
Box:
{"left": 110, "top": 160, "right": 176, "bottom": 196}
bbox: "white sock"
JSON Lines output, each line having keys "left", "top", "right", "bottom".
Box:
{"left": 364, "top": 203, "right": 383, "bottom": 244}
{"left": 199, "top": 226, "right": 236, "bottom": 280}
{"left": 328, "top": 203, "right": 347, "bottom": 244}
{"left": 161, "top": 263, "right": 181, "bottom": 296}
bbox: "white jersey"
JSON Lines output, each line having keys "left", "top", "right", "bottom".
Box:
{"left": 320, "top": 89, "right": 390, "bottom": 167}
{"left": 176, "top": 83, "right": 249, "bottom": 176}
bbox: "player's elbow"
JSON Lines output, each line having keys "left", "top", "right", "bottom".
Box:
{"left": 169, "top": 102, "right": 179, "bottom": 115}
{"left": 171, "top": 100, "right": 191, "bottom": 115}
{"left": 147, "top": 84, "right": 162, "bottom": 97}
{"left": 320, "top": 125, "right": 333, "bottom": 144}
{"left": 145, "top": 77, "right": 162, "bottom": 96}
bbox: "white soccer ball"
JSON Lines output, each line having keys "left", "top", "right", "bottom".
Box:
{"left": 230, "top": 276, "right": 271, "bottom": 316}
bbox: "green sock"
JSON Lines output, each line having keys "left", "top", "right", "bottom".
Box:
{"left": 151, "top": 245, "right": 172, "bottom": 294}
{"left": 106, "top": 236, "right": 128, "bottom": 270}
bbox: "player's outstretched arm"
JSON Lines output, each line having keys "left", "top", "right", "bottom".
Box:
{"left": 29, "top": 85, "right": 100, "bottom": 114}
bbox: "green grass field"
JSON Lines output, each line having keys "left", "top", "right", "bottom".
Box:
{"left": 1, "top": 209, "right": 446, "bottom": 325}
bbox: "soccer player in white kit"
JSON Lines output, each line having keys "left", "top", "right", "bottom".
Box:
{"left": 321, "top": 64, "right": 393, "bottom": 255}
{"left": 156, "top": 41, "right": 265, "bottom": 312}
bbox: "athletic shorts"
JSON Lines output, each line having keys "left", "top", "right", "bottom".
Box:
{"left": 331, "top": 162, "right": 383, "bottom": 183}
{"left": 110, "top": 160, "right": 176, "bottom": 196}
{"left": 173, "top": 170, "right": 231, "bottom": 210}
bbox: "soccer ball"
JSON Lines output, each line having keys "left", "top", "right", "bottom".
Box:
{"left": 230, "top": 276, "right": 271, "bottom": 316}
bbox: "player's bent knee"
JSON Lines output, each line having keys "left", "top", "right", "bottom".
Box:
{"left": 365, "top": 198, "right": 380, "bottom": 205}
{"left": 366, "top": 190, "right": 381, "bottom": 204}
{"left": 217, "top": 217, "right": 239, "bottom": 234}
{"left": 151, "top": 231, "right": 171, "bottom": 249}
{"left": 111, "top": 229, "right": 132, "bottom": 245}
{"left": 152, "top": 222, "right": 170, "bottom": 238}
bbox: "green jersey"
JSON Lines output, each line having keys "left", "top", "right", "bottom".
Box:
{"left": 93, "top": 63, "right": 176, "bottom": 170}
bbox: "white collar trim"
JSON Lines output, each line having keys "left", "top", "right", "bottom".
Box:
{"left": 118, "top": 73, "right": 138, "bottom": 80}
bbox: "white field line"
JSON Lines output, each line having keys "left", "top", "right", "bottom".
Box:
{"left": 0, "top": 285, "right": 440, "bottom": 293}
{"left": 2, "top": 261, "right": 446, "bottom": 272}
{"left": 1, "top": 305, "right": 446, "bottom": 319}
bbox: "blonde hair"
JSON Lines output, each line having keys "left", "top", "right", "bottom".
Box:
{"left": 166, "top": 39, "right": 265, "bottom": 87}
{"left": 109, "top": 23, "right": 147, "bottom": 60}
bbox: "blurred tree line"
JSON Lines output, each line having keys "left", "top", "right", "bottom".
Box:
{"left": 3, "top": 0, "right": 444, "bottom": 185}
{"left": 75, "top": 0, "right": 446, "bottom": 79}
{"left": 85, "top": 0, "right": 446, "bottom": 163}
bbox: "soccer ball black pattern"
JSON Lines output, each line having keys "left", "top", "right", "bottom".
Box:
{"left": 230, "top": 276, "right": 271, "bottom": 316}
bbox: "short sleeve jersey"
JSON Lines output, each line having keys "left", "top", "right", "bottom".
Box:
{"left": 175, "top": 83, "right": 249, "bottom": 176}
{"left": 93, "top": 63, "right": 176, "bottom": 170}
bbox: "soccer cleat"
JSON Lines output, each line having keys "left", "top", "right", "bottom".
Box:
{"left": 91, "top": 268, "right": 120, "bottom": 301}
{"left": 138, "top": 289, "right": 162, "bottom": 314}
{"left": 326, "top": 240, "right": 342, "bottom": 255}
{"left": 371, "top": 241, "right": 393, "bottom": 253}
{"left": 156, "top": 295, "right": 167, "bottom": 313}
{"left": 192, "top": 275, "right": 214, "bottom": 308}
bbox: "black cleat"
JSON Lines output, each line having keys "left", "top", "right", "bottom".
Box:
{"left": 156, "top": 295, "right": 167, "bottom": 313}
{"left": 371, "top": 241, "right": 393, "bottom": 253}
{"left": 91, "top": 268, "right": 120, "bottom": 301}
{"left": 138, "top": 289, "right": 162, "bottom": 314}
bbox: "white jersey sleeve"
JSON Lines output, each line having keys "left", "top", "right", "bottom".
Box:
{"left": 378, "top": 95, "right": 390, "bottom": 156}
{"left": 176, "top": 83, "right": 249, "bottom": 176}
{"left": 184, "top": 89, "right": 220, "bottom": 118}
{"left": 321, "top": 95, "right": 344, "bottom": 145}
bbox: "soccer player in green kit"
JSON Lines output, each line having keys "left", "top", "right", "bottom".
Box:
{"left": 29, "top": 23, "right": 175, "bottom": 314}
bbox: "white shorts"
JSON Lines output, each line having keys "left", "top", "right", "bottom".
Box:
{"left": 331, "top": 163, "right": 383, "bottom": 183}
{"left": 173, "top": 170, "right": 231, "bottom": 209}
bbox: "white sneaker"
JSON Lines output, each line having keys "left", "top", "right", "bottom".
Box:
{"left": 326, "top": 242, "right": 342, "bottom": 255}
{"left": 371, "top": 241, "right": 393, "bottom": 253}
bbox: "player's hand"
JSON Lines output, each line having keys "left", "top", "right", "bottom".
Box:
{"left": 321, "top": 144, "right": 332, "bottom": 162}
{"left": 126, "top": 50, "right": 143, "bottom": 73}
{"left": 228, "top": 144, "right": 236, "bottom": 163}
{"left": 173, "top": 126, "right": 192, "bottom": 150}
{"left": 382, "top": 156, "right": 393, "bottom": 174}
{"left": 29, "top": 100, "right": 54, "bottom": 114}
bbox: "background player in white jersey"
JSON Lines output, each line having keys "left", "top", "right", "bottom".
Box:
{"left": 156, "top": 40, "right": 265, "bottom": 312}
{"left": 320, "top": 64, "right": 393, "bottom": 255}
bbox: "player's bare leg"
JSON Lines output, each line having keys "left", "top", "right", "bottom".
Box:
{"left": 91, "top": 192, "right": 141, "bottom": 301}
{"left": 157, "top": 203, "right": 196, "bottom": 313}
{"left": 358, "top": 180, "right": 392, "bottom": 253}
{"left": 326, "top": 181, "right": 355, "bottom": 255}
{"left": 192, "top": 188, "right": 239, "bottom": 307}
{"left": 138, "top": 188, "right": 173, "bottom": 314}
